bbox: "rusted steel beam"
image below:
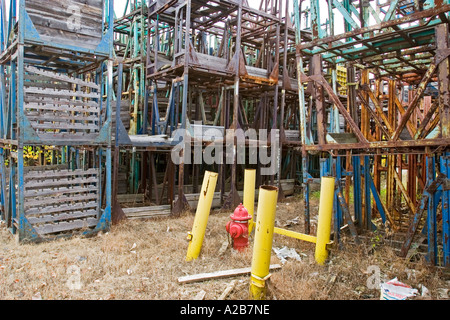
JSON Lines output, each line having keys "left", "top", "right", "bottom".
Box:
{"left": 399, "top": 173, "right": 446, "bottom": 258}
{"left": 312, "top": 55, "right": 327, "bottom": 145}
{"left": 309, "top": 74, "right": 368, "bottom": 143}
{"left": 303, "top": 137, "right": 450, "bottom": 151}
{"left": 336, "top": 187, "right": 360, "bottom": 244}
{"left": 357, "top": 91, "right": 391, "bottom": 138}
{"left": 394, "top": 95, "right": 418, "bottom": 138}
{"left": 391, "top": 62, "right": 438, "bottom": 141}
{"left": 392, "top": 167, "right": 416, "bottom": 215}
{"left": 360, "top": 69, "right": 370, "bottom": 139}
{"left": 399, "top": 195, "right": 429, "bottom": 258}
{"left": 436, "top": 23, "right": 450, "bottom": 138}
{"left": 415, "top": 98, "right": 440, "bottom": 139}
{"left": 296, "top": 4, "right": 450, "bottom": 52}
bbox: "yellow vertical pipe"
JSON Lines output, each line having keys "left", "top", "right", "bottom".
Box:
{"left": 249, "top": 185, "right": 278, "bottom": 300}
{"left": 314, "top": 176, "right": 335, "bottom": 265}
{"left": 243, "top": 169, "right": 256, "bottom": 234}
{"left": 185, "top": 171, "right": 218, "bottom": 261}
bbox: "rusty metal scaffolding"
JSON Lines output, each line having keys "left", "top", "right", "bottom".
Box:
{"left": 113, "top": 0, "right": 302, "bottom": 215}
{"left": 295, "top": 0, "right": 450, "bottom": 266}
{"left": 110, "top": 0, "right": 450, "bottom": 267}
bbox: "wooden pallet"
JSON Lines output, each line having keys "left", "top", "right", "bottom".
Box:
{"left": 23, "top": 66, "right": 101, "bottom": 141}
{"left": 23, "top": 167, "right": 100, "bottom": 236}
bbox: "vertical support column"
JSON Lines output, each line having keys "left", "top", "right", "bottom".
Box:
{"left": 244, "top": 169, "right": 256, "bottom": 234}
{"left": 294, "top": 0, "right": 311, "bottom": 234}
{"left": 440, "top": 152, "right": 450, "bottom": 266}
{"left": 363, "top": 155, "right": 372, "bottom": 230}
{"left": 173, "top": 0, "right": 191, "bottom": 215}
{"left": 426, "top": 154, "right": 437, "bottom": 265}
{"left": 186, "top": 171, "right": 219, "bottom": 261}
{"left": 386, "top": 80, "right": 397, "bottom": 223}
{"left": 16, "top": 0, "right": 27, "bottom": 241}
{"left": 315, "top": 176, "right": 335, "bottom": 265}
{"left": 17, "top": 42, "right": 26, "bottom": 242}
{"left": 312, "top": 54, "right": 326, "bottom": 145}
{"left": 436, "top": 23, "right": 450, "bottom": 138}
{"left": 353, "top": 156, "right": 362, "bottom": 227}
{"left": 223, "top": 0, "right": 243, "bottom": 209}
{"left": 111, "top": 62, "right": 125, "bottom": 225}
{"left": 249, "top": 185, "right": 278, "bottom": 300}
{"left": 334, "top": 156, "right": 343, "bottom": 244}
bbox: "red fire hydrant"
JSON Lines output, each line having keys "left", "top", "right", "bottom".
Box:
{"left": 226, "top": 203, "right": 252, "bottom": 251}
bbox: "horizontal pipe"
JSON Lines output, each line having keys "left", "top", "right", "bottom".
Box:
{"left": 274, "top": 227, "right": 317, "bottom": 243}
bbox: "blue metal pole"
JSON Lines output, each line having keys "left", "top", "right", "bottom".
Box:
{"left": 353, "top": 156, "right": 362, "bottom": 227}
{"left": 334, "top": 156, "right": 343, "bottom": 243}
{"left": 364, "top": 155, "right": 372, "bottom": 230}
{"left": 426, "top": 155, "right": 437, "bottom": 265}
{"left": 440, "top": 153, "right": 450, "bottom": 266}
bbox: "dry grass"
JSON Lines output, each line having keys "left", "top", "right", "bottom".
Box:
{"left": 0, "top": 196, "right": 449, "bottom": 300}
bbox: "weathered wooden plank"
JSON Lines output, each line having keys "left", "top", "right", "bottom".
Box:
{"left": 25, "top": 176, "right": 98, "bottom": 189}
{"left": 123, "top": 205, "right": 172, "bottom": 219}
{"left": 29, "top": 122, "right": 99, "bottom": 131}
{"left": 27, "top": 209, "right": 98, "bottom": 225}
{"left": 25, "top": 98, "right": 100, "bottom": 109}
{"left": 24, "top": 78, "right": 72, "bottom": 90}
{"left": 177, "top": 264, "right": 282, "bottom": 284}
{"left": 25, "top": 185, "right": 98, "bottom": 198}
{"left": 24, "top": 193, "right": 98, "bottom": 209}
{"left": 24, "top": 87, "right": 100, "bottom": 99}
{"left": 218, "top": 280, "right": 237, "bottom": 300}
{"left": 25, "top": 201, "right": 98, "bottom": 216}
{"left": 25, "top": 104, "right": 100, "bottom": 116}
{"left": 25, "top": 0, "right": 103, "bottom": 50}
{"left": 33, "top": 217, "right": 98, "bottom": 235}
{"left": 26, "top": 114, "right": 100, "bottom": 123}
{"left": 25, "top": 66, "right": 100, "bottom": 90}
{"left": 25, "top": 168, "right": 98, "bottom": 179}
{"left": 36, "top": 133, "right": 100, "bottom": 141}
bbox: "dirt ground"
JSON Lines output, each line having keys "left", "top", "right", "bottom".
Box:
{"left": 0, "top": 194, "right": 449, "bottom": 300}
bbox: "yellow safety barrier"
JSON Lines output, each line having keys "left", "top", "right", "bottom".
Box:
{"left": 243, "top": 169, "right": 256, "bottom": 234}
{"left": 314, "top": 176, "right": 335, "bottom": 265}
{"left": 185, "top": 171, "right": 218, "bottom": 261}
{"left": 249, "top": 185, "right": 278, "bottom": 300}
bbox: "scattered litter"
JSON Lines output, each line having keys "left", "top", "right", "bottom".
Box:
{"left": 380, "top": 278, "right": 418, "bottom": 300}
{"left": 218, "top": 240, "right": 229, "bottom": 256}
{"left": 273, "top": 246, "right": 301, "bottom": 264}
{"left": 437, "top": 288, "right": 449, "bottom": 299}
{"left": 32, "top": 292, "right": 42, "bottom": 300}
{"left": 275, "top": 216, "right": 300, "bottom": 228}
{"left": 127, "top": 269, "right": 133, "bottom": 275}
{"left": 193, "top": 290, "right": 206, "bottom": 300}
{"left": 130, "top": 243, "right": 137, "bottom": 250}
{"left": 287, "top": 216, "right": 300, "bottom": 225}
{"left": 420, "top": 284, "right": 430, "bottom": 297}
{"left": 218, "top": 280, "right": 236, "bottom": 300}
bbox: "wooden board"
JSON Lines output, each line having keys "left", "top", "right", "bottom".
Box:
{"left": 24, "top": 66, "right": 102, "bottom": 139}
{"left": 177, "top": 264, "right": 282, "bottom": 284}
{"left": 25, "top": 0, "right": 103, "bottom": 50}
{"left": 24, "top": 167, "right": 100, "bottom": 236}
{"left": 123, "top": 205, "right": 172, "bottom": 219}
